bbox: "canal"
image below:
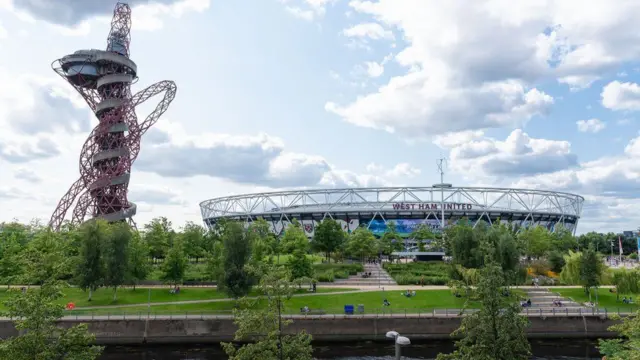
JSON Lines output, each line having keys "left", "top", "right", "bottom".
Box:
{"left": 100, "top": 339, "right": 603, "bottom": 359}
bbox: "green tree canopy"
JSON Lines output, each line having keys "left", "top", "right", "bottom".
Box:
{"left": 161, "top": 241, "right": 189, "bottom": 287}
{"left": 104, "top": 222, "right": 131, "bottom": 301}
{"left": 76, "top": 220, "right": 108, "bottom": 301}
{"left": 280, "top": 220, "right": 309, "bottom": 255}
{"left": 0, "top": 281, "right": 103, "bottom": 359}
{"left": 222, "top": 265, "right": 313, "bottom": 360}
{"left": 127, "top": 230, "right": 150, "bottom": 290}
{"left": 219, "top": 222, "right": 254, "bottom": 299}
{"left": 438, "top": 260, "right": 531, "bottom": 360}
{"left": 346, "top": 227, "right": 377, "bottom": 261}
{"left": 180, "top": 221, "right": 207, "bottom": 263}
{"left": 311, "top": 219, "right": 345, "bottom": 262}
{"left": 143, "top": 217, "right": 174, "bottom": 260}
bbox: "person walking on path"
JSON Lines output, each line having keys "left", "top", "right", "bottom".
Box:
{"left": 420, "top": 275, "right": 424, "bottom": 287}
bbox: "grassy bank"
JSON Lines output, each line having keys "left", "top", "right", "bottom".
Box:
{"left": 70, "top": 289, "right": 475, "bottom": 315}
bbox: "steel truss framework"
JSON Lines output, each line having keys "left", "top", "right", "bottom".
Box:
{"left": 200, "top": 187, "right": 584, "bottom": 236}
{"left": 48, "top": 2, "right": 176, "bottom": 230}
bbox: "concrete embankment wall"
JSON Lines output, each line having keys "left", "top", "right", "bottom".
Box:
{"left": 0, "top": 315, "right": 618, "bottom": 345}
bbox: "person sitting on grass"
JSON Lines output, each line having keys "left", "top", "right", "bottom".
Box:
{"left": 383, "top": 299, "right": 391, "bottom": 307}
{"left": 301, "top": 306, "right": 310, "bottom": 313}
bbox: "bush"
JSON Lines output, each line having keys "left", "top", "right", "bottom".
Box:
{"left": 395, "top": 274, "right": 448, "bottom": 285}
{"left": 548, "top": 251, "right": 566, "bottom": 273}
{"left": 383, "top": 262, "right": 451, "bottom": 284}
{"left": 313, "top": 263, "right": 363, "bottom": 275}
{"left": 529, "top": 260, "right": 551, "bottom": 276}
{"left": 630, "top": 253, "right": 638, "bottom": 260}
{"left": 315, "top": 270, "right": 334, "bottom": 282}
{"left": 334, "top": 270, "right": 349, "bottom": 279}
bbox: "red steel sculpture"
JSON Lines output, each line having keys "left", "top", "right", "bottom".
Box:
{"left": 48, "top": 2, "right": 177, "bottom": 230}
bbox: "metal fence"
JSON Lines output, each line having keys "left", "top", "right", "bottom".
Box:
{"left": 61, "top": 306, "right": 634, "bottom": 321}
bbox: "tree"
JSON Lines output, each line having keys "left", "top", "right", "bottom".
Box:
{"left": 378, "top": 221, "right": 402, "bottom": 256}
{"left": 280, "top": 220, "right": 309, "bottom": 255}
{"left": 222, "top": 265, "right": 313, "bottom": 360}
{"left": 346, "top": 227, "right": 377, "bottom": 262}
{"left": 143, "top": 217, "right": 173, "bottom": 261}
{"left": 287, "top": 250, "right": 314, "bottom": 281}
{"left": 599, "top": 310, "right": 640, "bottom": 360}
{"left": 412, "top": 224, "right": 435, "bottom": 252}
{"left": 448, "top": 223, "right": 483, "bottom": 269}
{"left": 104, "top": 222, "right": 131, "bottom": 301}
{"left": 161, "top": 241, "right": 188, "bottom": 288}
{"left": 181, "top": 221, "right": 207, "bottom": 263}
{"left": 438, "top": 261, "right": 531, "bottom": 360}
{"left": 21, "top": 228, "right": 72, "bottom": 286}
{"left": 312, "top": 219, "right": 345, "bottom": 263}
{"left": 248, "top": 219, "right": 274, "bottom": 268}
{"left": 548, "top": 250, "right": 566, "bottom": 273}
{"left": 517, "top": 226, "right": 551, "bottom": 259}
{"left": 559, "top": 250, "right": 583, "bottom": 285}
{"left": 0, "top": 281, "right": 103, "bottom": 359}
{"left": 550, "top": 225, "right": 578, "bottom": 253}
{"left": 611, "top": 269, "right": 640, "bottom": 302}
{"left": 219, "top": 222, "right": 253, "bottom": 299}
{"left": 76, "top": 220, "right": 108, "bottom": 301}
{"left": 580, "top": 244, "right": 603, "bottom": 303}
{"left": 127, "top": 231, "right": 150, "bottom": 290}
{"left": 0, "top": 233, "right": 24, "bottom": 287}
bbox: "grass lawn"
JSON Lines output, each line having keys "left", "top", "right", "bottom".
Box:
{"left": 0, "top": 286, "right": 352, "bottom": 310}
{"left": 71, "top": 289, "right": 477, "bottom": 315}
{"left": 556, "top": 288, "right": 640, "bottom": 311}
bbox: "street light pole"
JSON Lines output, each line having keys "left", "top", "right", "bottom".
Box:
{"left": 386, "top": 331, "right": 411, "bottom": 360}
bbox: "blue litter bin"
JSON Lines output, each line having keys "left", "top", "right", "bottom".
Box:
{"left": 344, "top": 304, "right": 354, "bottom": 315}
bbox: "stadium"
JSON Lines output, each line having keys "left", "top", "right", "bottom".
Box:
{"left": 199, "top": 186, "right": 584, "bottom": 238}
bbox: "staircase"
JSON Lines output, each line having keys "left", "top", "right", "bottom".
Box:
{"left": 521, "top": 288, "right": 590, "bottom": 313}
{"left": 332, "top": 263, "right": 397, "bottom": 286}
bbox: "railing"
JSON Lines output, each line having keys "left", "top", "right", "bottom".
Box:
{"left": 58, "top": 307, "right": 635, "bottom": 320}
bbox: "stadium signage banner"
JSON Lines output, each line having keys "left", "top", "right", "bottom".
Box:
{"left": 392, "top": 202, "right": 473, "bottom": 210}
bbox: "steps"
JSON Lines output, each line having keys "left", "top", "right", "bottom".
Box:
{"left": 520, "top": 288, "right": 590, "bottom": 312}
{"left": 331, "top": 263, "right": 397, "bottom": 286}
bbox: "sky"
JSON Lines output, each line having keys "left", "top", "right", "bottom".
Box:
{"left": 0, "top": 0, "right": 639, "bottom": 234}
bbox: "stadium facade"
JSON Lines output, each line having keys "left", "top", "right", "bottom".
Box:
{"left": 199, "top": 186, "right": 584, "bottom": 238}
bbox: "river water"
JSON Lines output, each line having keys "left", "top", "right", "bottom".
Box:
{"left": 100, "top": 340, "right": 602, "bottom": 359}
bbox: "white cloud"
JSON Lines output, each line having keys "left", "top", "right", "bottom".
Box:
{"left": 281, "top": 0, "right": 334, "bottom": 21}
{"left": 136, "top": 120, "right": 422, "bottom": 189}
{"left": 602, "top": 81, "right": 640, "bottom": 111}
{"left": 5, "top": 0, "right": 210, "bottom": 32}
{"left": 442, "top": 129, "right": 577, "bottom": 177}
{"left": 343, "top": 22, "right": 394, "bottom": 40}
{"left": 326, "top": 0, "right": 640, "bottom": 138}
{"left": 364, "top": 61, "right": 384, "bottom": 77}
{"left": 576, "top": 118, "right": 606, "bottom": 133}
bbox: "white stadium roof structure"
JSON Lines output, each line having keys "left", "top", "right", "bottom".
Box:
{"left": 199, "top": 186, "right": 584, "bottom": 237}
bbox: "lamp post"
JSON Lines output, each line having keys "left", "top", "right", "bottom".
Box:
{"left": 386, "top": 331, "right": 411, "bottom": 360}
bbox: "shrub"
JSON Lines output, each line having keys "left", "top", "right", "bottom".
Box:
{"left": 548, "top": 251, "right": 566, "bottom": 273}
{"left": 334, "top": 270, "right": 349, "bottom": 279}
{"left": 315, "top": 270, "right": 334, "bottom": 282}
{"left": 529, "top": 260, "right": 551, "bottom": 276}
{"left": 630, "top": 253, "right": 638, "bottom": 260}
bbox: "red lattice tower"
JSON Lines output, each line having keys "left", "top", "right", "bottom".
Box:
{"left": 49, "top": 2, "right": 177, "bottom": 230}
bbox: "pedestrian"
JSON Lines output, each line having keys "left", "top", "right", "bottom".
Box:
{"left": 420, "top": 275, "right": 424, "bottom": 287}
